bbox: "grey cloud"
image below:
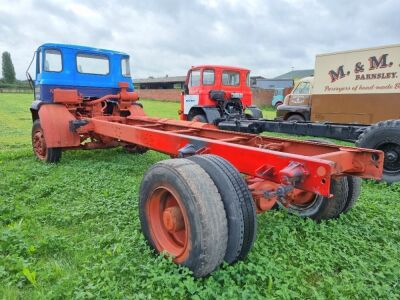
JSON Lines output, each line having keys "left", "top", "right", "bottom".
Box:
{"left": 0, "top": 0, "right": 398, "bottom": 80}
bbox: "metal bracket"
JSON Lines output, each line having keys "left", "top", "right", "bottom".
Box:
{"left": 69, "top": 119, "right": 89, "bottom": 132}
{"left": 263, "top": 184, "right": 294, "bottom": 206}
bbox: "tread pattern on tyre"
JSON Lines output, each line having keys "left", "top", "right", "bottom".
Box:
{"left": 356, "top": 119, "right": 400, "bottom": 183}
{"left": 316, "top": 177, "right": 349, "bottom": 220}
{"left": 32, "top": 120, "right": 62, "bottom": 163}
{"left": 188, "top": 154, "right": 256, "bottom": 263}
{"left": 139, "top": 158, "right": 228, "bottom": 277}
{"left": 199, "top": 155, "right": 256, "bottom": 261}
{"left": 342, "top": 176, "right": 362, "bottom": 213}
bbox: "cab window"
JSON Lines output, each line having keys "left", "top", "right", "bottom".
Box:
{"left": 222, "top": 71, "right": 240, "bottom": 86}
{"left": 77, "top": 54, "right": 109, "bottom": 75}
{"left": 246, "top": 72, "right": 250, "bottom": 87}
{"left": 293, "top": 82, "right": 311, "bottom": 94}
{"left": 36, "top": 50, "right": 42, "bottom": 76}
{"left": 202, "top": 69, "right": 214, "bottom": 85}
{"left": 121, "top": 57, "right": 131, "bottom": 77}
{"left": 44, "top": 49, "right": 62, "bottom": 72}
{"left": 188, "top": 70, "right": 201, "bottom": 87}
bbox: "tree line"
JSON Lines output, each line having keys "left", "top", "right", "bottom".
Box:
{"left": 1, "top": 51, "right": 16, "bottom": 83}
{"left": 1, "top": 51, "right": 30, "bottom": 89}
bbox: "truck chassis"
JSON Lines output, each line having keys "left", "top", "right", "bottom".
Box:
{"left": 32, "top": 84, "right": 384, "bottom": 277}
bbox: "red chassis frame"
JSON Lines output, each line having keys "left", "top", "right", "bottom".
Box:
{"left": 37, "top": 84, "right": 384, "bottom": 212}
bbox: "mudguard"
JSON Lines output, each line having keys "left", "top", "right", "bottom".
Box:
{"left": 247, "top": 105, "right": 263, "bottom": 119}
{"left": 188, "top": 106, "right": 221, "bottom": 124}
{"left": 38, "top": 104, "right": 81, "bottom": 148}
{"left": 202, "top": 107, "right": 222, "bottom": 123}
{"left": 30, "top": 100, "right": 43, "bottom": 121}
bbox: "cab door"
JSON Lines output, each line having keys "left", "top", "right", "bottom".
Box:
{"left": 287, "top": 81, "right": 312, "bottom": 106}
{"left": 183, "top": 69, "right": 201, "bottom": 114}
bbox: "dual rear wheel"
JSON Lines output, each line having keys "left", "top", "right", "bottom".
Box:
{"left": 139, "top": 154, "right": 360, "bottom": 277}
{"left": 139, "top": 155, "right": 257, "bottom": 277}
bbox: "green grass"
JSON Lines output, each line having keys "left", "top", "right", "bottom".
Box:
{"left": 0, "top": 93, "right": 399, "bottom": 299}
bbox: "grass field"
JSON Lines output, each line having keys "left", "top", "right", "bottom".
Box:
{"left": 0, "top": 93, "right": 399, "bottom": 299}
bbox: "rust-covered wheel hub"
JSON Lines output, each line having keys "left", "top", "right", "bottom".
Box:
{"left": 147, "top": 186, "right": 189, "bottom": 263}
{"left": 32, "top": 130, "right": 47, "bottom": 159}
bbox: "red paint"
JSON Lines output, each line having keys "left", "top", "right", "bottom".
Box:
{"left": 36, "top": 84, "right": 384, "bottom": 199}
{"left": 147, "top": 186, "right": 190, "bottom": 263}
{"left": 180, "top": 65, "right": 252, "bottom": 120}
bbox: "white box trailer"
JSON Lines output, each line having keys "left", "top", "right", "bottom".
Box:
{"left": 311, "top": 44, "right": 400, "bottom": 124}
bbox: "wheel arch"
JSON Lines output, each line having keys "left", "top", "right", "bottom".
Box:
{"left": 188, "top": 106, "right": 221, "bottom": 124}
{"left": 285, "top": 112, "right": 306, "bottom": 121}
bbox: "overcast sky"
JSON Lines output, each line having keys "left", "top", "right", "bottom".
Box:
{"left": 0, "top": 0, "right": 399, "bottom": 80}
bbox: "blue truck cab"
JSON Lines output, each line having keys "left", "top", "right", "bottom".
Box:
{"left": 272, "top": 88, "right": 285, "bottom": 108}
{"left": 32, "top": 43, "right": 134, "bottom": 107}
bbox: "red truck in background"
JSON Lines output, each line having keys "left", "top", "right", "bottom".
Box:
{"left": 179, "top": 65, "right": 263, "bottom": 123}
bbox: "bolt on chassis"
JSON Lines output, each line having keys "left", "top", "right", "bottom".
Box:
{"left": 28, "top": 44, "right": 384, "bottom": 277}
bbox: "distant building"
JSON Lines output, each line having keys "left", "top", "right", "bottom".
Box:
{"left": 273, "top": 69, "right": 314, "bottom": 81}
{"left": 251, "top": 78, "right": 293, "bottom": 90}
{"left": 250, "top": 76, "right": 266, "bottom": 86}
{"left": 134, "top": 76, "right": 186, "bottom": 89}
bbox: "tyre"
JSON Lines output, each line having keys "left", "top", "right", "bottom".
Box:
{"left": 342, "top": 176, "right": 361, "bottom": 213}
{"left": 188, "top": 155, "right": 256, "bottom": 264}
{"left": 139, "top": 158, "right": 228, "bottom": 277}
{"left": 306, "top": 138, "right": 362, "bottom": 214}
{"left": 189, "top": 114, "right": 207, "bottom": 123}
{"left": 287, "top": 114, "right": 305, "bottom": 122}
{"left": 123, "top": 144, "right": 148, "bottom": 154}
{"left": 31, "top": 119, "right": 62, "bottom": 163}
{"left": 274, "top": 101, "right": 283, "bottom": 109}
{"left": 356, "top": 119, "right": 400, "bottom": 183}
{"left": 287, "top": 177, "right": 349, "bottom": 221}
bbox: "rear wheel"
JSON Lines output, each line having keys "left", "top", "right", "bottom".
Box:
{"left": 139, "top": 159, "right": 228, "bottom": 277}
{"left": 342, "top": 176, "right": 362, "bottom": 213}
{"left": 32, "top": 120, "right": 62, "bottom": 163}
{"left": 188, "top": 155, "right": 256, "bottom": 264}
{"left": 306, "top": 138, "right": 362, "bottom": 213}
{"left": 356, "top": 119, "right": 400, "bottom": 183}
{"left": 286, "top": 177, "right": 349, "bottom": 221}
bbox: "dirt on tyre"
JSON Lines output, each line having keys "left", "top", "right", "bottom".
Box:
{"left": 139, "top": 158, "right": 228, "bottom": 277}
{"left": 287, "top": 177, "right": 349, "bottom": 221}
{"left": 356, "top": 119, "right": 400, "bottom": 183}
{"left": 188, "top": 154, "right": 256, "bottom": 264}
{"left": 32, "top": 119, "right": 62, "bottom": 163}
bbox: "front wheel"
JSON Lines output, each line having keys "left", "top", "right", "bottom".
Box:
{"left": 274, "top": 101, "right": 283, "bottom": 109}
{"left": 287, "top": 114, "right": 305, "bottom": 122}
{"left": 32, "top": 120, "right": 62, "bottom": 163}
{"left": 189, "top": 114, "right": 207, "bottom": 123}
